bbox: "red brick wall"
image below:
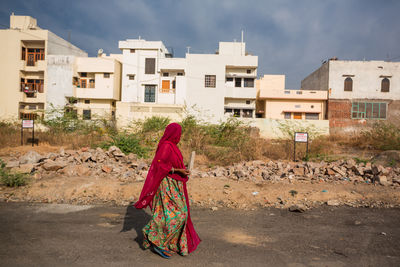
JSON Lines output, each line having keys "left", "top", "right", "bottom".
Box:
{"left": 328, "top": 99, "right": 400, "bottom": 134}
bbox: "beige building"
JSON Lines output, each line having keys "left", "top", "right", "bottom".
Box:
{"left": 0, "top": 14, "right": 87, "bottom": 121}
{"left": 256, "top": 75, "right": 327, "bottom": 120}
{"left": 72, "top": 55, "right": 122, "bottom": 120}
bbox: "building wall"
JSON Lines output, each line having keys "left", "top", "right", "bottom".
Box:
{"left": 0, "top": 29, "right": 48, "bottom": 120}
{"left": 328, "top": 60, "right": 400, "bottom": 100}
{"left": 328, "top": 99, "right": 400, "bottom": 133}
{"left": 116, "top": 102, "right": 184, "bottom": 128}
{"left": 46, "top": 55, "right": 75, "bottom": 110}
{"left": 301, "top": 61, "right": 329, "bottom": 91}
{"left": 0, "top": 15, "right": 87, "bottom": 121}
{"left": 75, "top": 99, "right": 115, "bottom": 119}
{"left": 238, "top": 118, "right": 330, "bottom": 139}
{"left": 264, "top": 99, "right": 325, "bottom": 120}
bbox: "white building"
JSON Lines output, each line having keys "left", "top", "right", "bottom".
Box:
{"left": 116, "top": 39, "right": 258, "bottom": 127}
{"left": 301, "top": 59, "right": 400, "bottom": 132}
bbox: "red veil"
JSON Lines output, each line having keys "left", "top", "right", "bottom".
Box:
{"left": 134, "top": 123, "right": 201, "bottom": 253}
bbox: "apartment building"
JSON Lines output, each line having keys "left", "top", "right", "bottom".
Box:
{"left": 0, "top": 14, "right": 87, "bottom": 120}
{"left": 116, "top": 39, "right": 185, "bottom": 127}
{"left": 301, "top": 59, "right": 400, "bottom": 133}
{"left": 256, "top": 75, "right": 327, "bottom": 120}
{"left": 72, "top": 55, "right": 122, "bottom": 120}
{"left": 116, "top": 39, "right": 258, "bottom": 126}
{"left": 186, "top": 42, "right": 258, "bottom": 122}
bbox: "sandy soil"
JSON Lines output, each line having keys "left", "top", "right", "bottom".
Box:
{"left": 1, "top": 174, "right": 399, "bottom": 209}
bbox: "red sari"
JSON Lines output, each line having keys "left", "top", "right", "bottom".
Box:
{"left": 134, "top": 123, "right": 201, "bottom": 254}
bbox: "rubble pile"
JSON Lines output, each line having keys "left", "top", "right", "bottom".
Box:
{"left": 4, "top": 148, "right": 400, "bottom": 187}
{"left": 192, "top": 159, "right": 400, "bottom": 187}
{"left": 5, "top": 147, "right": 149, "bottom": 183}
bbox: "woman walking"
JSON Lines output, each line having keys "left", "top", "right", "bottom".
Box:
{"left": 134, "top": 123, "right": 201, "bottom": 258}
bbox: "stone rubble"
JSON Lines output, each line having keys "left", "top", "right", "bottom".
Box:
{"left": 4, "top": 148, "right": 400, "bottom": 188}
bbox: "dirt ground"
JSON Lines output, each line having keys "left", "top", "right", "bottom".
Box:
{"left": 1, "top": 174, "right": 400, "bottom": 210}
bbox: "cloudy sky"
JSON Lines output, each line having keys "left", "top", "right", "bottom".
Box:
{"left": 1, "top": 0, "right": 399, "bottom": 88}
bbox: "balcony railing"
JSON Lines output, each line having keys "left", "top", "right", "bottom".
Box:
{"left": 21, "top": 83, "right": 44, "bottom": 93}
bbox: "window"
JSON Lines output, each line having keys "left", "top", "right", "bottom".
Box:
{"left": 104, "top": 73, "right": 110, "bottom": 78}
{"left": 28, "top": 104, "right": 37, "bottom": 110}
{"left": 293, "top": 113, "right": 302, "bottom": 119}
{"left": 295, "top": 105, "right": 301, "bottom": 108}
{"left": 84, "top": 99, "right": 90, "bottom": 104}
{"left": 235, "top": 78, "right": 242, "bottom": 87}
{"left": 177, "top": 72, "right": 184, "bottom": 76}
{"left": 344, "top": 77, "right": 353, "bottom": 91}
{"left": 172, "top": 80, "right": 176, "bottom": 89}
{"left": 127, "top": 74, "right": 135, "bottom": 80}
{"left": 225, "top": 108, "right": 233, "bottom": 114}
{"left": 246, "top": 100, "right": 251, "bottom": 105}
{"left": 284, "top": 112, "right": 291, "bottom": 119}
{"left": 83, "top": 109, "right": 91, "bottom": 120}
{"left": 145, "top": 58, "right": 156, "bottom": 74}
{"left": 161, "top": 80, "right": 170, "bottom": 93}
{"left": 25, "top": 48, "right": 44, "bottom": 65}
{"left": 89, "top": 79, "right": 95, "bottom": 88}
{"left": 242, "top": 109, "right": 253, "bottom": 118}
{"left": 233, "top": 109, "right": 240, "bottom": 117}
{"left": 381, "top": 78, "right": 390, "bottom": 92}
{"left": 163, "top": 73, "right": 169, "bottom": 77}
{"left": 226, "top": 77, "right": 233, "bottom": 82}
{"left": 80, "top": 79, "right": 87, "bottom": 88}
{"left": 296, "top": 91, "right": 302, "bottom": 94}
{"left": 112, "top": 101, "right": 115, "bottom": 107}
{"left": 305, "top": 113, "right": 319, "bottom": 120}
{"left": 284, "top": 91, "right": 290, "bottom": 94}
{"left": 144, "top": 85, "right": 156, "bottom": 102}
{"left": 246, "top": 69, "right": 251, "bottom": 74}
{"left": 21, "top": 47, "right": 26, "bottom": 60}
{"left": 80, "top": 72, "right": 87, "bottom": 77}
{"left": 244, "top": 78, "right": 254, "bottom": 88}
{"left": 352, "top": 102, "right": 387, "bottom": 119}
{"left": 130, "top": 49, "right": 135, "bottom": 53}
{"left": 205, "top": 75, "right": 216, "bottom": 88}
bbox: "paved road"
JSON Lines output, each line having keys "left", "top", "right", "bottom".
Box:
{"left": 0, "top": 202, "right": 399, "bottom": 267}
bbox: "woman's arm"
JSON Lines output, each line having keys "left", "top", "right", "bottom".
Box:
{"left": 170, "top": 168, "right": 190, "bottom": 176}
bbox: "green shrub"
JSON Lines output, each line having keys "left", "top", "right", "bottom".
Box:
{"left": 0, "top": 159, "right": 28, "bottom": 187}
{"left": 140, "top": 116, "right": 171, "bottom": 133}
{"left": 100, "top": 133, "right": 150, "bottom": 158}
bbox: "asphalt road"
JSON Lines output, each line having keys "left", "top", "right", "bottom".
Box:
{"left": 0, "top": 202, "right": 399, "bottom": 267}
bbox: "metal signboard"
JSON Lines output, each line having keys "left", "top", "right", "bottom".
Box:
{"left": 22, "top": 120, "right": 34, "bottom": 128}
{"left": 293, "top": 132, "right": 309, "bottom": 161}
{"left": 294, "top": 132, "right": 308, "bottom": 143}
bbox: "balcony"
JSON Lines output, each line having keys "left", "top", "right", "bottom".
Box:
{"left": 224, "top": 86, "right": 256, "bottom": 99}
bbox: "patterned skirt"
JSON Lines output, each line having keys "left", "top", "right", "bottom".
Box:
{"left": 142, "top": 176, "right": 189, "bottom": 255}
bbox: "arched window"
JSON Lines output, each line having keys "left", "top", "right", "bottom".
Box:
{"left": 344, "top": 77, "right": 353, "bottom": 91}
{"left": 381, "top": 78, "right": 390, "bottom": 92}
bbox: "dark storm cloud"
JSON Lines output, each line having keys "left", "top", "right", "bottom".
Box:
{"left": 1, "top": 0, "right": 400, "bottom": 88}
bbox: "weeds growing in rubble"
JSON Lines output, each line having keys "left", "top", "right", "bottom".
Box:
{"left": 0, "top": 159, "right": 28, "bottom": 187}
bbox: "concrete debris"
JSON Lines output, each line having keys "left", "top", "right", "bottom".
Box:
{"left": 2, "top": 148, "right": 399, "bottom": 189}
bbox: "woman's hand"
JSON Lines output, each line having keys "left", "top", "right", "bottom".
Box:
{"left": 172, "top": 168, "right": 190, "bottom": 176}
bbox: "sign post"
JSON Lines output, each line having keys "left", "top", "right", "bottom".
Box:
{"left": 294, "top": 132, "right": 309, "bottom": 161}
{"left": 21, "top": 119, "right": 35, "bottom": 146}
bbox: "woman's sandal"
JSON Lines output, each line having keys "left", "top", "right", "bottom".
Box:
{"left": 152, "top": 245, "right": 172, "bottom": 259}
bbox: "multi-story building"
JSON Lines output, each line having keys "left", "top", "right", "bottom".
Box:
{"left": 116, "top": 39, "right": 258, "bottom": 126}
{"left": 301, "top": 59, "right": 400, "bottom": 133}
{"left": 73, "top": 54, "right": 122, "bottom": 120}
{"left": 186, "top": 42, "right": 258, "bottom": 122}
{"left": 116, "top": 39, "right": 186, "bottom": 126}
{"left": 0, "top": 14, "right": 87, "bottom": 120}
{"left": 256, "top": 75, "right": 327, "bottom": 120}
